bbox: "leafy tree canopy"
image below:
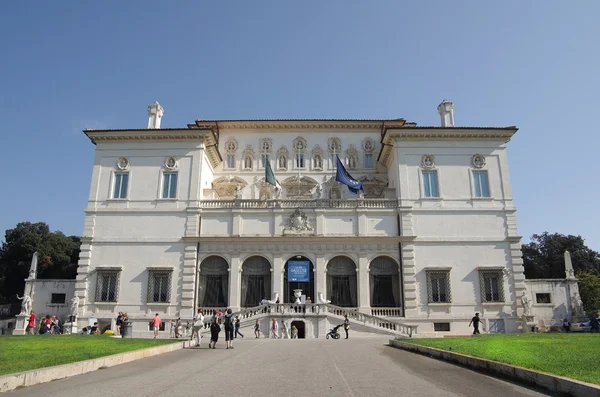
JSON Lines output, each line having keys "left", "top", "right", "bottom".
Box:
{"left": 0, "top": 222, "right": 80, "bottom": 304}
{"left": 522, "top": 232, "right": 600, "bottom": 279}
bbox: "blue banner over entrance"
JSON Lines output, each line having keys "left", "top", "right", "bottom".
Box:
{"left": 287, "top": 261, "right": 310, "bottom": 282}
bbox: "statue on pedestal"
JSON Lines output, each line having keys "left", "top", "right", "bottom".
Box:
{"left": 16, "top": 293, "right": 32, "bottom": 315}
{"left": 315, "top": 185, "right": 322, "bottom": 199}
{"left": 69, "top": 295, "right": 80, "bottom": 318}
{"left": 564, "top": 250, "right": 575, "bottom": 279}
{"left": 573, "top": 293, "right": 584, "bottom": 317}
{"left": 520, "top": 291, "right": 531, "bottom": 316}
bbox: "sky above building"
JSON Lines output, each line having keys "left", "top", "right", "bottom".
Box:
{"left": 0, "top": 1, "right": 598, "bottom": 250}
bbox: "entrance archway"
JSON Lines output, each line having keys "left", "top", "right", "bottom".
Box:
{"left": 291, "top": 320, "right": 306, "bottom": 339}
{"left": 369, "top": 256, "right": 400, "bottom": 308}
{"left": 284, "top": 256, "right": 314, "bottom": 303}
{"left": 198, "top": 256, "right": 229, "bottom": 307}
{"left": 326, "top": 256, "right": 358, "bottom": 307}
{"left": 241, "top": 256, "right": 271, "bottom": 307}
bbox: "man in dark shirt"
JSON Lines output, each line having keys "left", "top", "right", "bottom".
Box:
{"left": 469, "top": 313, "right": 482, "bottom": 335}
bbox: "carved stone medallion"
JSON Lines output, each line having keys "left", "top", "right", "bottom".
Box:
{"left": 421, "top": 155, "right": 435, "bottom": 169}
{"left": 471, "top": 154, "right": 486, "bottom": 168}
{"left": 283, "top": 208, "right": 314, "bottom": 235}
{"left": 116, "top": 157, "right": 129, "bottom": 170}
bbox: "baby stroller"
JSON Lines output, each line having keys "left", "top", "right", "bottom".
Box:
{"left": 326, "top": 324, "right": 342, "bottom": 339}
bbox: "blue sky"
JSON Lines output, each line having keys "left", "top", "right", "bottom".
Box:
{"left": 1, "top": 1, "right": 599, "bottom": 250}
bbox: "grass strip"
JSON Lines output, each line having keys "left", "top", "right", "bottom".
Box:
{"left": 0, "top": 335, "right": 178, "bottom": 376}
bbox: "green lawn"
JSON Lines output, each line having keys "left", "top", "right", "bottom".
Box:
{"left": 401, "top": 334, "right": 600, "bottom": 385}
{"left": 0, "top": 335, "right": 178, "bottom": 376}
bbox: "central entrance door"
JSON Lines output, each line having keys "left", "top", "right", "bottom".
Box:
{"left": 284, "top": 256, "right": 314, "bottom": 303}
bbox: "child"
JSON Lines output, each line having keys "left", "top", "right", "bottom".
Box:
{"left": 209, "top": 318, "right": 221, "bottom": 349}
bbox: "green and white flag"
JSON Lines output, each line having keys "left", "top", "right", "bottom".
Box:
{"left": 265, "top": 160, "right": 281, "bottom": 189}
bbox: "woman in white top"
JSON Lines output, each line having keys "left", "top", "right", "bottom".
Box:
{"left": 192, "top": 309, "right": 204, "bottom": 347}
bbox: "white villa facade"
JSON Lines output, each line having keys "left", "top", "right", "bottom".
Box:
{"left": 66, "top": 101, "right": 538, "bottom": 338}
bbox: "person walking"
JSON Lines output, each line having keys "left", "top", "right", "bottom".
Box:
{"left": 152, "top": 313, "right": 162, "bottom": 338}
{"left": 469, "top": 312, "right": 482, "bottom": 335}
{"left": 27, "top": 312, "right": 36, "bottom": 335}
{"left": 209, "top": 318, "right": 221, "bottom": 349}
{"left": 192, "top": 309, "right": 204, "bottom": 347}
{"left": 254, "top": 319, "right": 260, "bottom": 338}
{"left": 270, "top": 318, "right": 279, "bottom": 339}
{"left": 343, "top": 315, "right": 350, "bottom": 339}
{"left": 280, "top": 320, "right": 289, "bottom": 339}
{"left": 234, "top": 316, "right": 244, "bottom": 338}
{"left": 224, "top": 308, "right": 235, "bottom": 349}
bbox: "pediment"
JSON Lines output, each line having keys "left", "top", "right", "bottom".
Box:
{"left": 212, "top": 176, "right": 248, "bottom": 198}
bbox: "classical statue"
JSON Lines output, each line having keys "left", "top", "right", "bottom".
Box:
{"left": 274, "top": 185, "right": 282, "bottom": 199}
{"left": 69, "top": 295, "right": 80, "bottom": 317}
{"left": 573, "top": 293, "right": 584, "bottom": 316}
{"left": 318, "top": 292, "right": 331, "bottom": 304}
{"left": 520, "top": 291, "right": 531, "bottom": 316}
{"left": 315, "top": 184, "right": 322, "bottom": 199}
{"left": 234, "top": 185, "right": 242, "bottom": 199}
{"left": 16, "top": 293, "right": 32, "bottom": 315}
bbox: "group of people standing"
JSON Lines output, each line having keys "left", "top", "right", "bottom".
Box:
{"left": 190, "top": 308, "right": 244, "bottom": 349}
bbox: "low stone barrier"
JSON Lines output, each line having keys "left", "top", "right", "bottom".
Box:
{"left": 388, "top": 340, "right": 600, "bottom": 397}
{"left": 0, "top": 339, "right": 197, "bottom": 393}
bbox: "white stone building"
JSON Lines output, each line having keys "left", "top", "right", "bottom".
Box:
{"left": 61, "top": 100, "right": 563, "bottom": 338}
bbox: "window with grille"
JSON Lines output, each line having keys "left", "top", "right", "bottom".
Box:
{"left": 95, "top": 270, "right": 120, "bottom": 302}
{"left": 479, "top": 270, "right": 504, "bottom": 302}
{"left": 147, "top": 270, "right": 172, "bottom": 303}
{"left": 113, "top": 172, "right": 129, "bottom": 199}
{"left": 536, "top": 293, "right": 551, "bottom": 304}
{"left": 162, "top": 172, "right": 178, "bottom": 199}
{"left": 434, "top": 322, "right": 450, "bottom": 332}
{"left": 296, "top": 153, "right": 305, "bottom": 168}
{"left": 426, "top": 270, "right": 451, "bottom": 303}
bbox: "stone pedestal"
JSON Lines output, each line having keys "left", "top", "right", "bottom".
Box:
{"left": 62, "top": 322, "right": 78, "bottom": 335}
{"left": 12, "top": 314, "right": 29, "bottom": 335}
{"left": 522, "top": 315, "right": 536, "bottom": 333}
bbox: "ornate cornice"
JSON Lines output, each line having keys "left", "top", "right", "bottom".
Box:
{"left": 84, "top": 128, "right": 222, "bottom": 169}
{"left": 378, "top": 127, "right": 518, "bottom": 167}
{"left": 197, "top": 120, "right": 390, "bottom": 130}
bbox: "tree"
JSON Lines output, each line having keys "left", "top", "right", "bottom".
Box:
{"left": 577, "top": 273, "right": 600, "bottom": 316}
{"left": 0, "top": 222, "right": 81, "bottom": 304}
{"left": 522, "top": 232, "right": 600, "bottom": 279}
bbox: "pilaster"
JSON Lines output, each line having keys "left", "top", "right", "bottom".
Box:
{"left": 401, "top": 243, "right": 418, "bottom": 317}
{"left": 316, "top": 255, "right": 326, "bottom": 302}
{"left": 180, "top": 244, "right": 197, "bottom": 319}
{"left": 357, "top": 209, "right": 367, "bottom": 237}
{"left": 75, "top": 239, "right": 93, "bottom": 317}
{"left": 358, "top": 254, "right": 370, "bottom": 313}
{"left": 508, "top": 238, "right": 527, "bottom": 317}
{"left": 229, "top": 257, "right": 241, "bottom": 311}
{"left": 232, "top": 210, "right": 242, "bottom": 237}
{"left": 273, "top": 255, "right": 284, "bottom": 302}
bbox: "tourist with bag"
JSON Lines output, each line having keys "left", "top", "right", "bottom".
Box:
{"left": 224, "top": 308, "right": 235, "bottom": 349}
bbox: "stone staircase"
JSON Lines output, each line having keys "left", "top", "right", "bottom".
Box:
{"left": 196, "top": 303, "right": 415, "bottom": 338}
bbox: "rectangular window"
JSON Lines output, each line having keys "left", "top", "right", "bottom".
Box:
{"left": 296, "top": 153, "right": 304, "bottom": 168}
{"left": 434, "top": 322, "right": 450, "bottom": 332}
{"left": 147, "top": 270, "right": 172, "bottom": 303}
{"left": 113, "top": 173, "right": 129, "bottom": 199}
{"left": 426, "top": 270, "right": 451, "bottom": 303}
{"left": 473, "top": 171, "right": 490, "bottom": 198}
{"left": 50, "top": 293, "right": 66, "bottom": 304}
{"left": 226, "top": 155, "right": 235, "bottom": 169}
{"left": 536, "top": 293, "right": 551, "bottom": 304}
{"left": 365, "top": 154, "right": 373, "bottom": 168}
{"left": 479, "top": 270, "right": 504, "bottom": 303}
{"left": 261, "top": 154, "right": 269, "bottom": 168}
{"left": 423, "top": 171, "right": 439, "bottom": 198}
{"left": 162, "top": 173, "right": 178, "bottom": 199}
{"left": 95, "top": 270, "right": 120, "bottom": 302}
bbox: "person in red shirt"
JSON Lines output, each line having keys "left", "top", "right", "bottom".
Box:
{"left": 27, "top": 312, "right": 36, "bottom": 335}
{"left": 152, "top": 313, "right": 162, "bottom": 338}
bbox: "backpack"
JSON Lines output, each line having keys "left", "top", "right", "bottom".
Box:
{"left": 224, "top": 314, "right": 232, "bottom": 326}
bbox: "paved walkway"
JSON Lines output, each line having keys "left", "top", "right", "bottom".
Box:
{"left": 13, "top": 336, "right": 550, "bottom": 397}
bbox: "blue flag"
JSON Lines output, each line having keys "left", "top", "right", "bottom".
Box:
{"left": 335, "top": 155, "right": 364, "bottom": 195}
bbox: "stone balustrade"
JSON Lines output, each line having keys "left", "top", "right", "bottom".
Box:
{"left": 197, "top": 198, "right": 399, "bottom": 209}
